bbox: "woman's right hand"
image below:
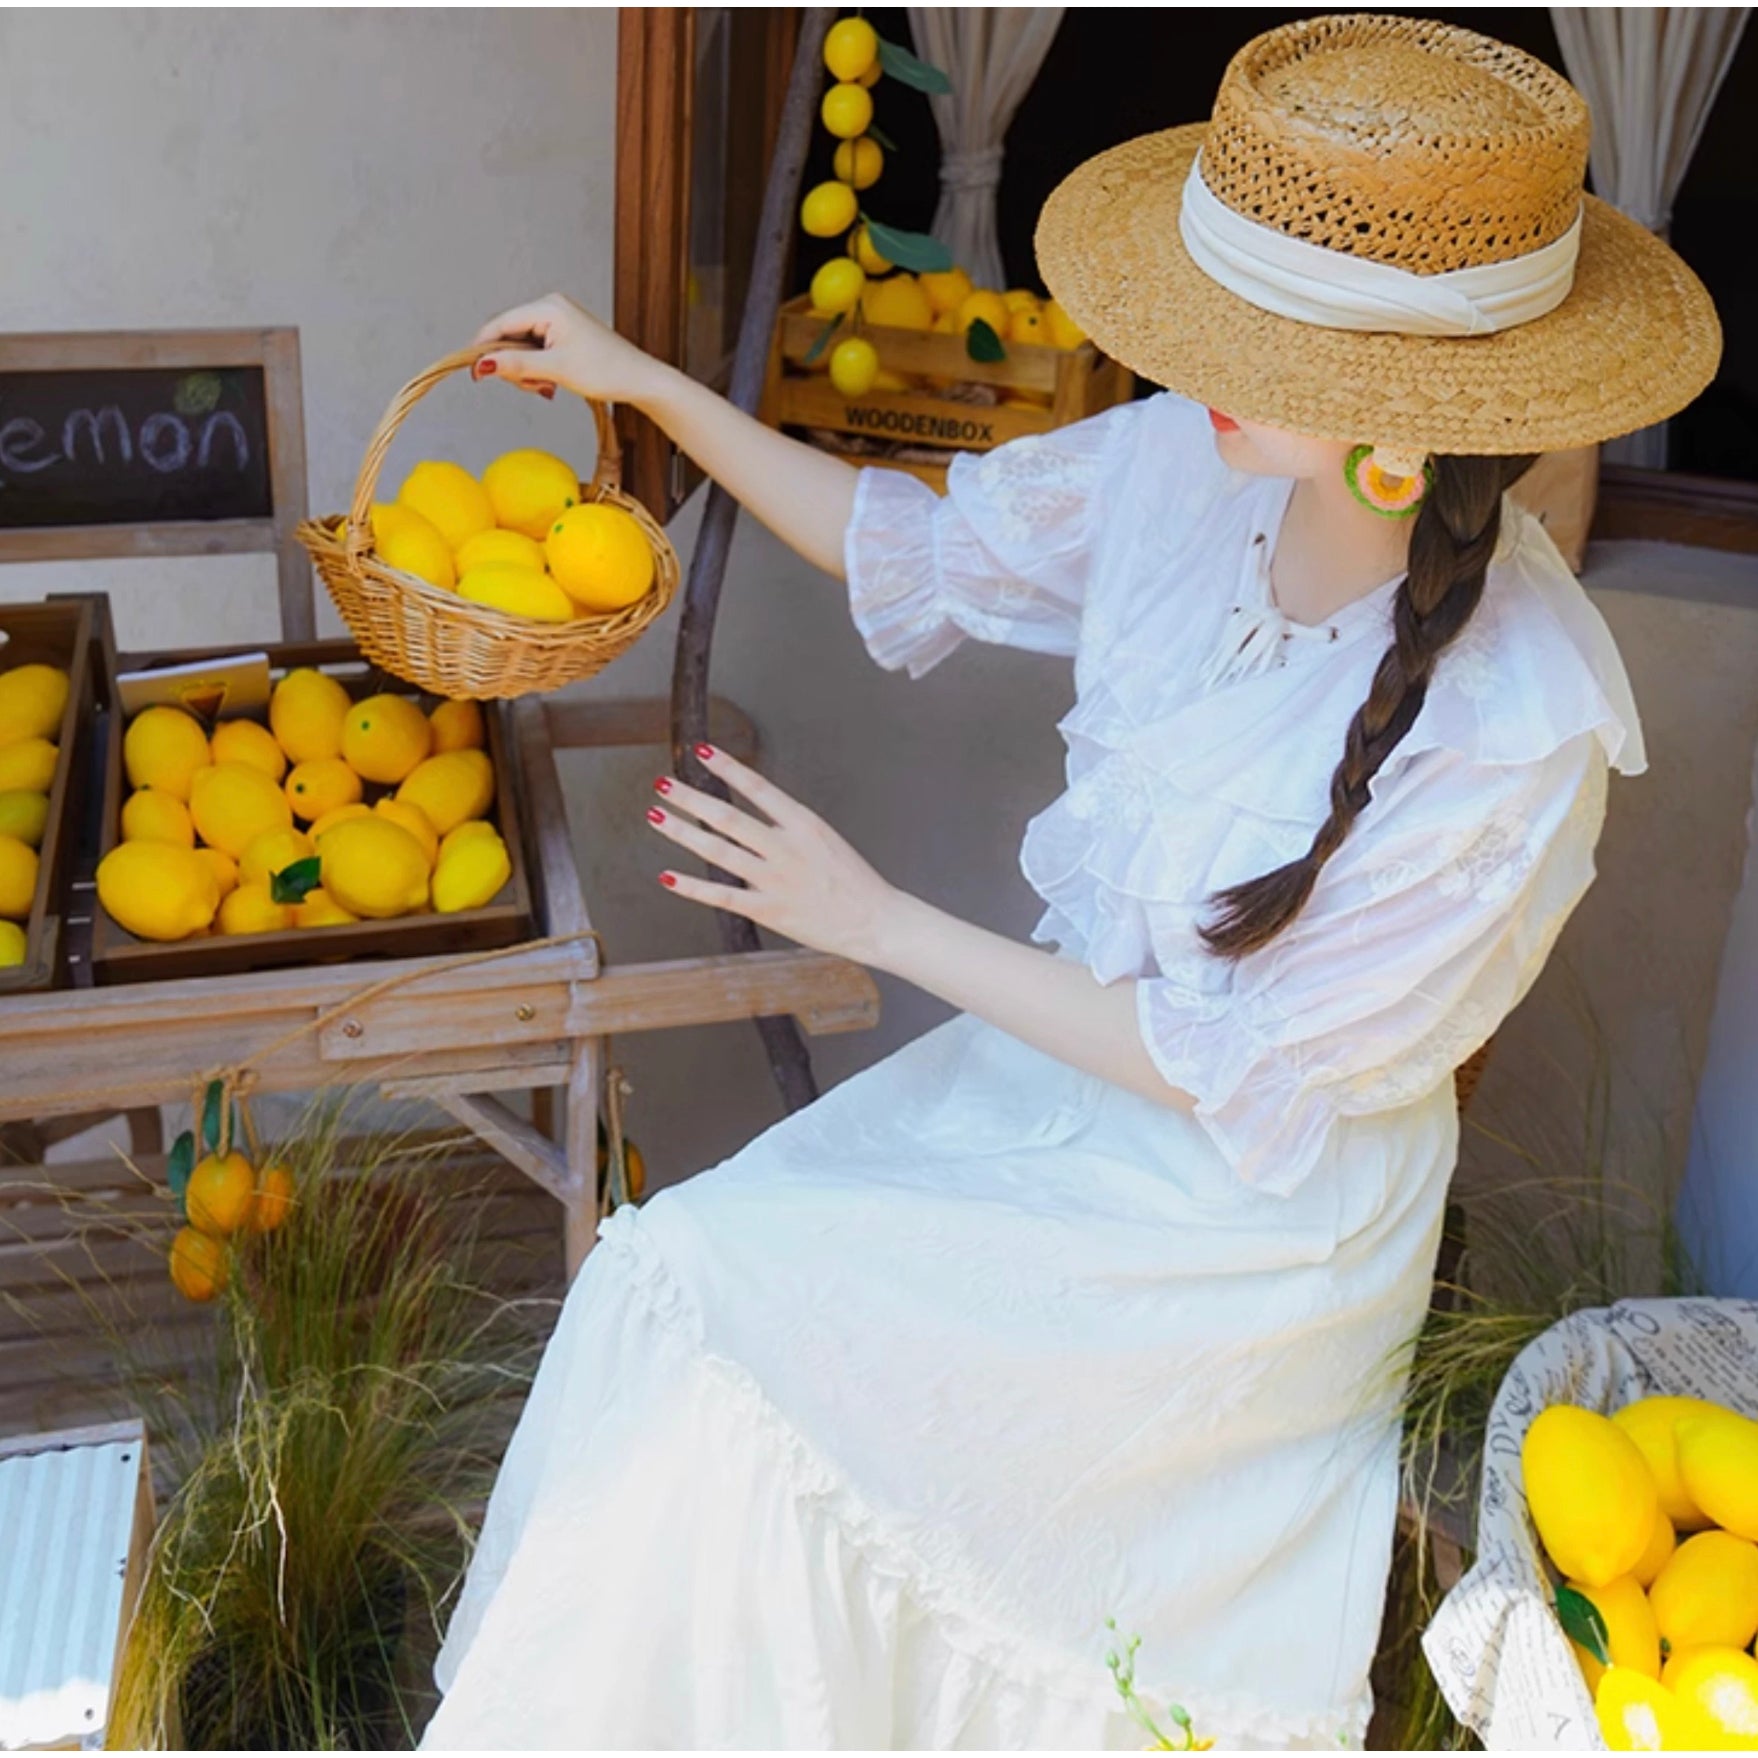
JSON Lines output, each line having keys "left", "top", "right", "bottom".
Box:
{"left": 472, "top": 294, "right": 668, "bottom": 408}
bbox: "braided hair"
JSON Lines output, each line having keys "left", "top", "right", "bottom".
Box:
{"left": 1199, "top": 453, "right": 1538, "bottom": 961}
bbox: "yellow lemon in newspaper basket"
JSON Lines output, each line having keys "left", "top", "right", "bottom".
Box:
{"left": 1666, "top": 1646, "right": 1758, "bottom": 1744}
{"left": 96, "top": 841, "right": 218, "bottom": 941}
{"left": 121, "top": 787, "right": 196, "bottom": 848}
{"left": 292, "top": 887, "right": 358, "bottom": 929}
{"left": 809, "top": 256, "right": 865, "bottom": 317}
{"left": 217, "top": 882, "right": 292, "bottom": 937}
{"left": 341, "top": 693, "right": 432, "bottom": 785}
{"left": 397, "top": 459, "right": 494, "bottom": 550}
{"left": 196, "top": 847, "right": 239, "bottom": 899}
{"left": 0, "top": 739, "right": 56, "bottom": 794}
{"left": 0, "top": 836, "right": 37, "bottom": 921}
{"left": 0, "top": 920, "right": 26, "bottom": 967}
{"left": 1649, "top": 1529, "right": 1758, "bottom": 1652}
{"left": 0, "top": 792, "right": 48, "bottom": 849}
{"left": 0, "top": 664, "right": 69, "bottom": 746}
{"left": 823, "top": 15, "right": 878, "bottom": 81}
{"left": 848, "top": 223, "right": 892, "bottom": 275}
{"left": 433, "top": 826, "right": 511, "bottom": 914}
{"left": 828, "top": 338, "right": 880, "bottom": 398}
{"left": 239, "top": 826, "right": 315, "bottom": 889}
{"left": 169, "top": 1225, "right": 228, "bottom": 1302}
{"left": 482, "top": 449, "right": 581, "bottom": 543}
{"left": 1565, "top": 1575, "right": 1661, "bottom": 1696}
{"left": 374, "top": 797, "right": 439, "bottom": 868}
{"left": 1678, "top": 1406, "right": 1758, "bottom": 1541}
{"left": 1522, "top": 1404, "right": 1658, "bottom": 1587}
{"left": 186, "top": 1149, "right": 257, "bottom": 1238}
{"left": 270, "top": 667, "right": 351, "bottom": 764}
{"left": 863, "top": 274, "right": 933, "bottom": 331}
{"left": 833, "top": 135, "right": 883, "bottom": 191}
{"left": 370, "top": 500, "right": 455, "bottom": 590}
{"left": 457, "top": 564, "right": 576, "bottom": 624}
{"left": 1633, "top": 1508, "right": 1677, "bottom": 1589}
{"left": 1045, "top": 298, "right": 1088, "bottom": 350}
{"left": 124, "top": 705, "right": 210, "bottom": 802}
{"left": 1594, "top": 1667, "right": 1702, "bottom": 1752}
{"left": 545, "top": 504, "right": 654, "bottom": 613}
{"left": 284, "top": 757, "right": 363, "bottom": 825}
{"left": 820, "top": 81, "right": 873, "bottom": 140}
{"left": 397, "top": 749, "right": 494, "bottom": 838}
{"left": 429, "top": 697, "right": 485, "bottom": 754}
{"left": 209, "top": 718, "right": 287, "bottom": 783}
{"left": 310, "top": 802, "right": 372, "bottom": 843}
{"left": 319, "top": 816, "right": 430, "bottom": 920}
{"left": 1614, "top": 1397, "right": 1722, "bottom": 1529}
{"left": 191, "top": 762, "right": 294, "bottom": 859}
{"left": 801, "top": 180, "right": 859, "bottom": 239}
{"left": 455, "top": 527, "right": 547, "bottom": 578}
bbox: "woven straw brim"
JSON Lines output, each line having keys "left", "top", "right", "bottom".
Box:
{"left": 1036, "top": 124, "right": 1722, "bottom": 456}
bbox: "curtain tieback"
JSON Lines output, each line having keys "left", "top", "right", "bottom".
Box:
{"left": 940, "top": 146, "right": 1005, "bottom": 196}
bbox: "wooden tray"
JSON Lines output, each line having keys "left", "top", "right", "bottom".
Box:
{"left": 0, "top": 596, "right": 99, "bottom": 997}
{"left": 90, "top": 635, "right": 535, "bottom": 984}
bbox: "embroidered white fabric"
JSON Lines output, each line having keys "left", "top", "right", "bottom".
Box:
{"left": 422, "top": 393, "right": 1642, "bottom": 1752}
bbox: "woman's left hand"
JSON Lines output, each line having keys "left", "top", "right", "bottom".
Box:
{"left": 647, "top": 745, "right": 901, "bottom": 967}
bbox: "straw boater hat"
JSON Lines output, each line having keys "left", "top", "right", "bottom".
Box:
{"left": 1035, "top": 13, "right": 1721, "bottom": 464}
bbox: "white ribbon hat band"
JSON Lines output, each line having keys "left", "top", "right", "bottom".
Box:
{"left": 1178, "top": 152, "right": 1583, "bottom": 339}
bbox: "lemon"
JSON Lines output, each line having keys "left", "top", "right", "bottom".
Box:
{"left": 820, "top": 81, "right": 873, "bottom": 140}
{"left": 481, "top": 449, "right": 581, "bottom": 542}
{"left": 96, "top": 841, "right": 219, "bottom": 941}
{"left": 169, "top": 1225, "right": 228, "bottom": 1302}
{"left": 209, "top": 718, "right": 287, "bottom": 783}
{"left": 1666, "top": 1646, "right": 1758, "bottom": 1743}
{"left": 270, "top": 668, "right": 352, "bottom": 764}
{"left": 1650, "top": 1530, "right": 1758, "bottom": 1652}
{"left": 248, "top": 1163, "right": 295, "bottom": 1232}
{"left": 957, "top": 289, "right": 1012, "bottom": 339}
{"left": 397, "top": 749, "right": 495, "bottom": 837}
{"left": 823, "top": 15, "right": 878, "bottom": 81}
{"left": 284, "top": 757, "right": 363, "bottom": 825}
{"left": 1567, "top": 1575, "right": 1661, "bottom": 1695}
{"left": 0, "top": 920, "right": 26, "bottom": 966}
{"left": 919, "top": 266, "right": 974, "bottom": 316}
{"left": 292, "top": 886, "right": 358, "bottom": 928}
{"left": 1523, "top": 1404, "right": 1659, "bottom": 1586}
{"left": 187, "top": 1149, "right": 257, "bottom": 1237}
{"left": 1678, "top": 1408, "right": 1758, "bottom": 1541}
{"left": 1044, "top": 298, "right": 1088, "bottom": 350}
{"left": 341, "top": 694, "right": 431, "bottom": 786}
{"left": 829, "top": 338, "right": 880, "bottom": 398}
{"left": 121, "top": 787, "right": 196, "bottom": 848}
{"left": 833, "top": 136, "right": 883, "bottom": 191}
{"left": 397, "top": 459, "right": 495, "bottom": 550}
{"left": 457, "top": 564, "right": 576, "bottom": 624}
{"left": 0, "top": 664, "right": 70, "bottom": 746}
{"left": 218, "top": 882, "right": 292, "bottom": 936}
{"left": 1010, "top": 307, "right": 1048, "bottom": 345}
{"left": 931, "top": 309, "right": 960, "bottom": 336}
{"left": 801, "top": 180, "right": 859, "bottom": 239}
{"left": 239, "top": 826, "right": 315, "bottom": 889}
{"left": 1615, "top": 1398, "right": 1721, "bottom": 1530}
{"left": 0, "top": 835, "right": 37, "bottom": 920}
{"left": 455, "top": 528, "right": 548, "bottom": 577}
{"left": 1634, "top": 1508, "right": 1677, "bottom": 1589}
{"left": 124, "top": 706, "right": 210, "bottom": 802}
{"left": 190, "top": 762, "right": 293, "bottom": 859}
{"left": 545, "top": 504, "right": 654, "bottom": 612}
{"left": 440, "top": 818, "right": 501, "bottom": 860}
{"left": 310, "top": 802, "right": 373, "bottom": 842}
{"left": 1002, "top": 288, "right": 1041, "bottom": 313}
{"left": 196, "top": 847, "right": 239, "bottom": 899}
{"left": 0, "top": 738, "right": 56, "bottom": 795}
{"left": 374, "top": 797, "right": 439, "bottom": 867}
{"left": 808, "top": 257, "right": 865, "bottom": 316}
{"left": 848, "top": 223, "right": 892, "bottom": 275}
{"left": 1595, "top": 1667, "right": 1698, "bottom": 1752}
{"left": 863, "top": 274, "right": 934, "bottom": 331}
{"left": 372, "top": 501, "right": 456, "bottom": 591}
{"left": 0, "top": 791, "right": 48, "bottom": 848}
{"left": 433, "top": 826, "right": 511, "bottom": 913}
{"left": 429, "top": 698, "right": 485, "bottom": 754}
{"left": 319, "top": 816, "right": 430, "bottom": 919}
{"left": 859, "top": 56, "right": 881, "bottom": 88}
{"left": 873, "top": 367, "right": 914, "bottom": 393}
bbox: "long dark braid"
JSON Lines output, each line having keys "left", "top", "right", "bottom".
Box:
{"left": 1200, "top": 453, "right": 1538, "bottom": 961}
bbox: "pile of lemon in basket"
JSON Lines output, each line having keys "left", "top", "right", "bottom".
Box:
{"left": 1524, "top": 1396, "right": 1758, "bottom": 1748}
{"left": 0, "top": 658, "right": 70, "bottom": 966}
{"left": 361, "top": 449, "right": 653, "bottom": 626}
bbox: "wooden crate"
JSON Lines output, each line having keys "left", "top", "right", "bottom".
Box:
{"left": 90, "top": 636, "right": 535, "bottom": 985}
{"left": 0, "top": 597, "right": 99, "bottom": 998}
{"left": 760, "top": 293, "right": 1135, "bottom": 491}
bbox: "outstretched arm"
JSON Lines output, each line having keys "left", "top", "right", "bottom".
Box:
{"left": 474, "top": 294, "right": 858, "bottom": 579}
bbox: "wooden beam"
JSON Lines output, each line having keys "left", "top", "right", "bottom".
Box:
{"left": 543, "top": 693, "right": 758, "bottom": 761}
{"left": 1594, "top": 464, "right": 1758, "bottom": 555}
{"left": 565, "top": 948, "right": 879, "bottom": 1037}
{"left": 428, "top": 1092, "right": 579, "bottom": 1206}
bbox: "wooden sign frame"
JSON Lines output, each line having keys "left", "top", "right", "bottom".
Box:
{"left": 0, "top": 327, "right": 313, "bottom": 639}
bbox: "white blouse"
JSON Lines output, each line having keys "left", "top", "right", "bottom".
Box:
{"left": 844, "top": 394, "right": 1643, "bottom": 1197}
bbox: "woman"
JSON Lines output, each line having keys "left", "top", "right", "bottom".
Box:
{"left": 422, "top": 17, "right": 1718, "bottom": 1750}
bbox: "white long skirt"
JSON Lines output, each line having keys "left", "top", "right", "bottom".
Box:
{"left": 420, "top": 1011, "right": 1456, "bottom": 1750}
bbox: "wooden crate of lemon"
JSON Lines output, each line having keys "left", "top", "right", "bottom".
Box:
{"left": 91, "top": 638, "right": 533, "bottom": 983}
{"left": 301, "top": 347, "right": 678, "bottom": 700}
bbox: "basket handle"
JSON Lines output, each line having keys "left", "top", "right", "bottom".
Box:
{"left": 342, "top": 343, "right": 623, "bottom": 557}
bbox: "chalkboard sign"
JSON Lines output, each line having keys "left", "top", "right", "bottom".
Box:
{"left": 0, "top": 329, "right": 313, "bottom": 639}
{"left": 0, "top": 366, "right": 272, "bottom": 528}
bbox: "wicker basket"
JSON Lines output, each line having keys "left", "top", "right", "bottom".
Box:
{"left": 299, "top": 345, "right": 679, "bottom": 699}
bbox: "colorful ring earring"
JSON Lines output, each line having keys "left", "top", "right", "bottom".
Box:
{"left": 1344, "top": 444, "right": 1433, "bottom": 518}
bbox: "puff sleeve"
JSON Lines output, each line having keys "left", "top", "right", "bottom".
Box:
{"left": 1137, "top": 733, "right": 1611, "bottom": 1197}
{"left": 842, "top": 400, "right": 1142, "bottom": 679}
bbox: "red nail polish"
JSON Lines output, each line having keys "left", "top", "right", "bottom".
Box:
{"left": 646, "top": 806, "right": 666, "bottom": 824}
{"left": 694, "top": 743, "right": 715, "bottom": 761}
{"left": 653, "top": 777, "right": 673, "bottom": 794}
{"left": 476, "top": 358, "right": 497, "bottom": 377}
{"left": 538, "top": 384, "right": 556, "bottom": 400}
{"left": 659, "top": 872, "right": 677, "bottom": 888}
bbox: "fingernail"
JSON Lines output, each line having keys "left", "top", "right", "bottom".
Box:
{"left": 646, "top": 807, "right": 666, "bottom": 824}
{"left": 659, "top": 872, "right": 677, "bottom": 888}
{"left": 476, "top": 359, "right": 497, "bottom": 378}
{"left": 538, "top": 383, "right": 557, "bottom": 400}
{"left": 654, "top": 776, "right": 673, "bottom": 795}
{"left": 694, "top": 743, "right": 716, "bottom": 761}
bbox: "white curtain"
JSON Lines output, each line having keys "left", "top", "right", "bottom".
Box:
{"left": 906, "top": 8, "right": 1065, "bottom": 293}
{"left": 1550, "top": 6, "right": 1748, "bottom": 466}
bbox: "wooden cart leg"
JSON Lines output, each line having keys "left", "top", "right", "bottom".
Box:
{"left": 561, "top": 1036, "right": 604, "bottom": 1281}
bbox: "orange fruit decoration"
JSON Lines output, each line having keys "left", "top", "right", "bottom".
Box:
{"left": 169, "top": 1225, "right": 229, "bottom": 1302}
{"left": 186, "top": 1150, "right": 258, "bottom": 1238}
{"left": 249, "top": 1163, "right": 295, "bottom": 1232}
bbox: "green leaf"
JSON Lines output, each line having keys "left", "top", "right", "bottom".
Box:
{"left": 965, "top": 316, "right": 1007, "bottom": 363}
{"left": 858, "top": 217, "right": 952, "bottom": 275}
{"left": 802, "top": 314, "right": 843, "bottom": 367}
{"left": 168, "top": 1131, "right": 195, "bottom": 1210}
{"left": 201, "top": 1081, "right": 224, "bottom": 1154}
{"left": 867, "top": 122, "right": 898, "bottom": 153}
{"left": 1556, "top": 1585, "right": 1610, "bottom": 1665}
{"left": 270, "top": 856, "right": 322, "bottom": 905}
{"left": 877, "top": 36, "right": 951, "bottom": 95}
